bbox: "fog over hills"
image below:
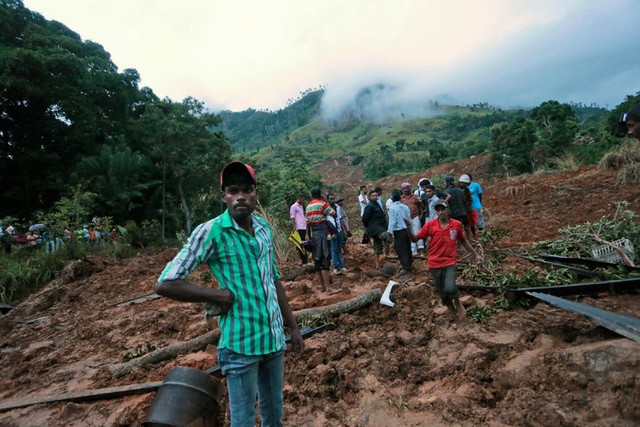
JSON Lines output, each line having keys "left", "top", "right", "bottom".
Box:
{"left": 320, "top": 2, "right": 640, "bottom": 123}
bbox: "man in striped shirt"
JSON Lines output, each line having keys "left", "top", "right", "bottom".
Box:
{"left": 157, "top": 161, "right": 303, "bottom": 427}
{"left": 305, "top": 187, "right": 339, "bottom": 293}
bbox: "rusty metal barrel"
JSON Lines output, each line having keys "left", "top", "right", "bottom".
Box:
{"left": 143, "top": 366, "right": 222, "bottom": 426}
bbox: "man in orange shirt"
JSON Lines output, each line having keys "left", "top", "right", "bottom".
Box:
{"left": 414, "top": 199, "right": 482, "bottom": 321}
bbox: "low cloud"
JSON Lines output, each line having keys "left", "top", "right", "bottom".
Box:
{"left": 321, "top": 1, "right": 640, "bottom": 122}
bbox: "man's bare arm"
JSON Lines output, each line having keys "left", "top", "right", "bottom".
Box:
{"left": 275, "top": 279, "right": 304, "bottom": 355}
{"left": 156, "top": 280, "right": 234, "bottom": 313}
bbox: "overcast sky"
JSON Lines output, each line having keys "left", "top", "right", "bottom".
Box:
{"left": 23, "top": 0, "right": 640, "bottom": 118}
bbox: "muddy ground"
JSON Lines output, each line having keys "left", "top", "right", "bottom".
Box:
{"left": 1, "top": 158, "right": 639, "bottom": 426}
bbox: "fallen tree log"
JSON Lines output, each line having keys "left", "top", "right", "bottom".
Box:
{"left": 293, "top": 289, "right": 382, "bottom": 324}
{"left": 110, "top": 289, "right": 381, "bottom": 378}
{"left": 110, "top": 329, "right": 221, "bottom": 378}
{"left": 280, "top": 264, "right": 316, "bottom": 281}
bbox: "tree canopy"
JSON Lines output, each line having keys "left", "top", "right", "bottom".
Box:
{"left": 0, "top": 1, "right": 231, "bottom": 236}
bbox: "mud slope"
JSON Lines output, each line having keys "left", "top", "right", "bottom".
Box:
{"left": 1, "top": 159, "right": 639, "bottom": 426}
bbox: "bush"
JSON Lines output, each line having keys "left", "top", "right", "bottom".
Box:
{"left": 617, "top": 163, "right": 640, "bottom": 184}
{"left": 0, "top": 251, "right": 66, "bottom": 303}
{"left": 599, "top": 140, "right": 640, "bottom": 170}
{"left": 124, "top": 220, "right": 163, "bottom": 248}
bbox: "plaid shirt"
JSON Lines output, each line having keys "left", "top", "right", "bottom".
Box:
{"left": 158, "top": 210, "right": 285, "bottom": 355}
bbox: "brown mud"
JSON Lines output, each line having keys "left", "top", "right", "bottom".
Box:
{"left": 1, "top": 158, "right": 639, "bottom": 426}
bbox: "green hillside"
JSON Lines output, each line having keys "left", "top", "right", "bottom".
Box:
{"left": 219, "top": 91, "right": 621, "bottom": 180}
{"left": 218, "top": 88, "right": 323, "bottom": 153}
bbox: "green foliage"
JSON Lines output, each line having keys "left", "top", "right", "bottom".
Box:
{"left": 0, "top": 238, "right": 137, "bottom": 304}
{"left": 487, "top": 101, "right": 621, "bottom": 176}
{"left": 219, "top": 89, "right": 324, "bottom": 152}
{"left": 35, "top": 185, "right": 96, "bottom": 235}
{"left": 0, "top": 3, "right": 233, "bottom": 239}
{"left": 468, "top": 304, "right": 498, "bottom": 322}
{"left": 232, "top": 150, "right": 324, "bottom": 265}
{"left": 0, "top": 250, "right": 65, "bottom": 302}
{"left": 1, "top": 0, "right": 638, "bottom": 244}
{"left": 175, "top": 229, "right": 189, "bottom": 245}
{"left": 257, "top": 150, "right": 322, "bottom": 226}
{"left": 138, "top": 97, "right": 231, "bottom": 233}
{"left": 73, "top": 141, "right": 158, "bottom": 224}
{"left": 531, "top": 100, "right": 579, "bottom": 160}
{"left": 96, "top": 241, "right": 136, "bottom": 260}
{"left": 470, "top": 201, "right": 640, "bottom": 323}
{"left": 0, "top": 1, "right": 146, "bottom": 218}
{"left": 123, "top": 219, "right": 163, "bottom": 248}
{"left": 488, "top": 118, "right": 536, "bottom": 174}
{"left": 477, "top": 227, "right": 510, "bottom": 247}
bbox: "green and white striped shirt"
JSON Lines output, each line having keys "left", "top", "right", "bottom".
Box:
{"left": 158, "top": 210, "right": 285, "bottom": 355}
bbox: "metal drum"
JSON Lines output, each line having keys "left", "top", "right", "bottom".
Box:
{"left": 143, "top": 367, "right": 223, "bottom": 426}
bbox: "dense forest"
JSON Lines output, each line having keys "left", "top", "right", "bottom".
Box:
{"left": 0, "top": 0, "right": 231, "bottom": 237}
{"left": 1, "top": 0, "right": 639, "bottom": 241}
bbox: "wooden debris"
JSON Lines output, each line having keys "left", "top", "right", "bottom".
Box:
{"left": 109, "top": 290, "right": 381, "bottom": 378}
{"left": 110, "top": 330, "right": 221, "bottom": 378}
{"left": 0, "top": 381, "right": 163, "bottom": 412}
{"left": 293, "top": 289, "right": 382, "bottom": 324}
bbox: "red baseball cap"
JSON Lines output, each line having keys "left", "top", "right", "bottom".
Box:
{"left": 220, "top": 161, "right": 257, "bottom": 190}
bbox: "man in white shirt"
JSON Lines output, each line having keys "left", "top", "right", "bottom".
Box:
{"left": 387, "top": 189, "right": 414, "bottom": 279}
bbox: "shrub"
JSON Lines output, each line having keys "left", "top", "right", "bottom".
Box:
{"left": 124, "top": 220, "right": 163, "bottom": 248}
{"left": 0, "top": 251, "right": 65, "bottom": 303}
{"left": 599, "top": 140, "right": 640, "bottom": 170}
{"left": 617, "top": 163, "right": 640, "bottom": 184}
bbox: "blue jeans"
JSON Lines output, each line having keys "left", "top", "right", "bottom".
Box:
{"left": 330, "top": 231, "right": 345, "bottom": 270}
{"left": 217, "top": 348, "right": 285, "bottom": 427}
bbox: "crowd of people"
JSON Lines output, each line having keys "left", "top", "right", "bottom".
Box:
{"left": 289, "top": 173, "right": 486, "bottom": 319}
{"left": 0, "top": 217, "right": 120, "bottom": 255}
{"left": 151, "top": 105, "right": 638, "bottom": 426}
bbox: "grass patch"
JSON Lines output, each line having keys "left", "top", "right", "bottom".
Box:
{"left": 0, "top": 241, "right": 138, "bottom": 304}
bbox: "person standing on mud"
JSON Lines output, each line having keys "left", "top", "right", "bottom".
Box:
{"left": 444, "top": 175, "right": 468, "bottom": 229}
{"left": 387, "top": 189, "right": 415, "bottom": 280}
{"left": 400, "top": 182, "right": 423, "bottom": 256}
{"left": 362, "top": 189, "right": 389, "bottom": 270}
{"left": 327, "top": 193, "right": 347, "bottom": 275}
{"left": 457, "top": 174, "right": 477, "bottom": 240}
{"left": 290, "top": 192, "right": 308, "bottom": 265}
{"left": 156, "top": 161, "right": 303, "bottom": 427}
{"left": 358, "top": 185, "right": 370, "bottom": 245}
{"left": 423, "top": 185, "right": 440, "bottom": 221}
{"left": 466, "top": 173, "right": 485, "bottom": 231}
{"left": 335, "top": 196, "right": 351, "bottom": 255}
{"left": 414, "top": 199, "right": 482, "bottom": 321}
{"left": 305, "top": 187, "right": 340, "bottom": 293}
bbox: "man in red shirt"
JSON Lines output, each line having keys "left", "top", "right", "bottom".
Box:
{"left": 414, "top": 199, "right": 482, "bottom": 321}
